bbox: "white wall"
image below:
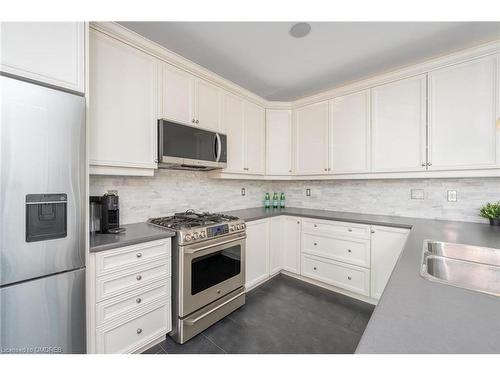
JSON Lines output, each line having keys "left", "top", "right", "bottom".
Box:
{"left": 90, "top": 172, "right": 500, "bottom": 225}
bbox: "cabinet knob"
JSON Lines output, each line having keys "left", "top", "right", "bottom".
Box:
{"left": 196, "top": 120, "right": 199, "bottom": 124}
{"left": 347, "top": 276, "right": 352, "bottom": 281}
{"left": 314, "top": 224, "right": 317, "bottom": 228}
{"left": 136, "top": 298, "right": 142, "bottom": 304}
{"left": 324, "top": 168, "right": 327, "bottom": 171}
{"left": 371, "top": 229, "right": 375, "bottom": 234}
{"left": 427, "top": 162, "right": 432, "bottom": 166}
{"left": 313, "top": 267, "right": 317, "bottom": 271}
{"left": 297, "top": 221, "right": 300, "bottom": 224}
{"left": 192, "top": 119, "right": 196, "bottom": 123}
{"left": 348, "top": 228, "right": 352, "bottom": 232}
{"left": 289, "top": 170, "right": 292, "bottom": 172}
{"left": 136, "top": 253, "right": 142, "bottom": 258}
{"left": 421, "top": 163, "right": 426, "bottom": 167}
{"left": 136, "top": 275, "right": 142, "bottom": 281}
{"left": 314, "top": 242, "right": 317, "bottom": 246}
{"left": 137, "top": 328, "right": 143, "bottom": 334}
{"left": 243, "top": 167, "right": 249, "bottom": 171}
{"left": 347, "top": 249, "right": 352, "bottom": 253}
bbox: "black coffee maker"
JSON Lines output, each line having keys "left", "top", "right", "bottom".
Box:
{"left": 90, "top": 191, "right": 125, "bottom": 234}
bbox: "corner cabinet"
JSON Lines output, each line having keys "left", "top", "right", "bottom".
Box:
{"left": 266, "top": 109, "right": 293, "bottom": 175}
{"left": 243, "top": 102, "right": 266, "bottom": 174}
{"left": 294, "top": 101, "right": 330, "bottom": 175}
{"left": 427, "top": 55, "right": 500, "bottom": 170}
{"left": 371, "top": 74, "right": 427, "bottom": 173}
{"left": 89, "top": 29, "right": 158, "bottom": 176}
{"left": 0, "top": 22, "right": 84, "bottom": 93}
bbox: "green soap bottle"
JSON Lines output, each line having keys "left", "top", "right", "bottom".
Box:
{"left": 272, "top": 192, "right": 279, "bottom": 208}
{"left": 280, "top": 192, "right": 285, "bottom": 208}
{"left": 264, "top": 192, "right": 271, "bottom": 208}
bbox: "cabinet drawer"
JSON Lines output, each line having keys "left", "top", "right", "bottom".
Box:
{"left": 302, "top": 219, "right": 370, "bottom": 239}
{"left": 96, "top": 259, "right": 170, "bottom": 302}
{"left": 302, "top": 233, "right": 370, "bottom": 267}
{"left": 301, "top": 254, "right": 370, "bottom": 296}
{"left": 95, "top": 239, "right": 171, "bottom": 276}
{"left": 96, "top": 303, "right": 170, "bottom": 354}
{"left": 96, "top": 280, "right": 170, "bottom": 326}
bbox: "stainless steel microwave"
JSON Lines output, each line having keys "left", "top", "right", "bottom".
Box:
{"left": 157, "top": 119, "right": 227, "bottom": 171}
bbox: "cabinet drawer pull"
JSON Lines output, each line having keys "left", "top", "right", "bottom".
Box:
{"left": 314, "top": 224, "right": 318, "bottom": 228}
{"left": 136, "top": 297, "right": 142, "bottom": 303}
{"left": 136, "top": 252, "right": 142, "bottom": 258}
{"left": 136, "top": 328, "right": 142, "bottom": 334}
{"left": 347, "top": 276, "right": 352, "bottom": 281}
{"left": 313, "top": 267, "right": 317, "bottom": 271}
{"left": 314, "top": 242, "right": 317, "bottom": 246}
{"left": 348, "top": 228, "right": 352, "bottom": 232}
{"left": 136, "top": 275, "right": 142, "bottom": 281}
{"left": 347, "top": 249, "right": 352, "bottom": 253}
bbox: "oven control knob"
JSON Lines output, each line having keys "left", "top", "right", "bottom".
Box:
{"left": 236, "top": 224, "right": 241, "bottom": 230}
{"left": 185, "top": 234, "right": 192, "bottom": 242}
{"left": 193, "top": 232, "right": 199, "bottom": 240}
{"left": 230, "top": 225, "right": 235, "bottom": 231}
{"left": 242, "top": 223, "right": 246, "bottom": 229}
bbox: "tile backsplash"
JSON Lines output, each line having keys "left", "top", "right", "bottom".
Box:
{"left": 90, "top": 171, "right": 500, "bottom": 224}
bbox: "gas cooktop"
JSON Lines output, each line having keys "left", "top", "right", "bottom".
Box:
{"left": 148, "top": 210, "right": 241, "bottom": 230}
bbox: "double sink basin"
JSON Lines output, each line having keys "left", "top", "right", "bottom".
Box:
{"left": 421, "top": 240, "right": 500, "bottom": 297}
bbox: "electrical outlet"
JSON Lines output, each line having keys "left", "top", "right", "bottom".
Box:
{"left": 447, "top": 190, "right": 457, "bottom": 202}
{"left": 306, "top": 188, "right": 311, "bottom": 197}
{"left": 241, "top": 188, "right": 246, "bottom": 196}
{"left": 410, "top": 189, "right": 424, "bottom": 200}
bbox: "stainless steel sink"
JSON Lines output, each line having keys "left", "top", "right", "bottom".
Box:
{"left": 426, "top": 240, "right": 500, "bottom": 267}
{"left": 421, "top": 240, "right": 500, "bottom": 297}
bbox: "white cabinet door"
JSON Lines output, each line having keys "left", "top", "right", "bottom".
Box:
{"left": 330, "top": 90, "right": 371, "bottom": 174}
{"left": 266, "top": 109, "right": 293, "bottom": 175}
{"left": 0, "top": 22, "right": 84, "bottom": 92}
{"left": 243, "top": 101, "right": 266, "bottom": 175}
{"left": 159, "top": 63, "right": 194, "bottom": 124}
{"left": 195, "top": 79, "right": 221, "bottom": 131}
{"left": 370, "top": 225, "right": 409, "bottom": 300}
{"left": 281, "top": 216, "right": 301, "bottom": 274}
{"left": 428, "top": 56, "right": 499, "bottom": 170}
{"left": 245, "top": 219, "right": 270, "bottom": 289}
{"left": 221, "top": 92, "right": 245, "bottom": 173}
{"left": 294, "top": 101, "right": 330, "bottom": 175}
{"left": 371, "top": 75, "right": 427, "bottom": 172}
{"left": 269, "top": 217, "right": 282, "bottom": 275}
{"left": 89, "top": 29, "right": 157, "bottom": 175}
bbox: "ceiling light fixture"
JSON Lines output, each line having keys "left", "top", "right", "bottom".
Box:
{"left": 289, "top": 22, "right": 311, "bottom": 38}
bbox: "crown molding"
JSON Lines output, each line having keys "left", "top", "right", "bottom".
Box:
{"left": 90, "top": 22, "right": 499, "bottom": 112}
{"left": 291, "top": 39, "right": 500, "bottom": 108}
{"left": 90, "top": 22, "right": 270, "bottom": 108}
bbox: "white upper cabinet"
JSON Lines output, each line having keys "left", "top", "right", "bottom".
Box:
{"left": 195, "top": 79, "right": 221, "bottom": 131}
{"left": 266, "top": 109, "right": 293, "bottom": 175}
{"left": 0, "top": 22, "right": 84, "bottom": 93}
{"left": 89, "top": 29, "right": 157, "bottom": 175}
{"left": 221, "top": 92, "right": 245, "bottom": 172}
{"left": 428, "top": 56, "right": 499, "bottom": 170}
{"left": 294, "top": 101, "right": 330, "bottom": 175}
{"left": 158, "top": 62, "right": 194, "bottom": 124}
{"left": 371, "top": 75, "right": 427, "bottom": 172}
{"left": 329, "top": 90, "right": 371, "bottom": 174}
{"left": 243, "top": 101, "right": 266, "bottom": 174}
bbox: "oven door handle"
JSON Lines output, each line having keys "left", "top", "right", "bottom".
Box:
{"left": 183, "top": 235, "right": 246, "bottom": 254}
{"left": 184, "top": 291, "right": 246, "bottom": 326}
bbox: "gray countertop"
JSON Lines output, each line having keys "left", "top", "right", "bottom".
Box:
{"left": 224, "top": 207, "right": 500, "bottom": 353}
{"left": 89, "top": 222, "right": 175, "bottom": 253}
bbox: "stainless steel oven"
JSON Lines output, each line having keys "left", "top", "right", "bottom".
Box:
{"left": 180, "top": 232, "right": 245, "bottom": 317}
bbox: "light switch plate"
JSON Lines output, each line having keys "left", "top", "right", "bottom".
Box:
{"left": 447, "top": 190, "right": 457, "bottom": 202}
{"left": 306, "top": 189, "right": 311, "bottom": 197}
{"left": 410, "top": 189, "right": 424, "bottom": 200}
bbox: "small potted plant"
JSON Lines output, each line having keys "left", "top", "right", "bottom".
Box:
{"left": 479, "top": 202, "right": 500, "bottom": 226}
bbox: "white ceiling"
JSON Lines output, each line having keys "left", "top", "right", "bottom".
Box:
{"left": 119, "top": 22, "right": 500, "bottom": 101}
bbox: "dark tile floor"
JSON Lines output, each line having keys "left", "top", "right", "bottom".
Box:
{"left": 143, "top": 274, "right": 374, "bottom": 354}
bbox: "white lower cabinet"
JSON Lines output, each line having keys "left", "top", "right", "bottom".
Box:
{"left": 245, "top": 219, "right": 270, "bottom": 289}
{"left": 89, "top": 238, "right": 172, "bottom": 354}
{"left": 370, "top": 225, "right": 410, "bottom": 300}
{"left": 301, "top": 254, "right": 371, "bottom": 297}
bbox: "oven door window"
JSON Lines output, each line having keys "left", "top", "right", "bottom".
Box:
{"left": 191, "top": 244, "right": 241, "bottom": 295}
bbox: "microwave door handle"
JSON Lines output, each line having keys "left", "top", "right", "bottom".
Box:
{"left": 215, "top": 133, "right": 222, "bottom": 162}
{"left": 157, "top": 122, "right": 164, "bottom": 162}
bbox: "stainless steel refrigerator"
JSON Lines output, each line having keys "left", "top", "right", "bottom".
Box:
{"left": 0, "top": 76, "right": 86, "bottom": 354}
